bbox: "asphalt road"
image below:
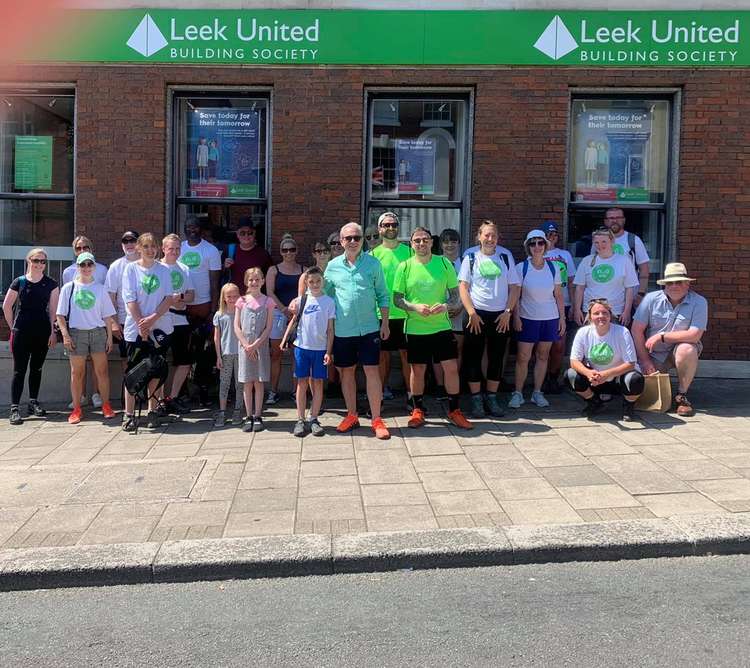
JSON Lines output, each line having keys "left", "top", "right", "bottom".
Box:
{"left": 2, "top": 555, "right": 748, "bottom": 667}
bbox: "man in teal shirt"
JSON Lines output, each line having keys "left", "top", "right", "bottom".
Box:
{"left": 324, "top": 222, "right": 391, "bottom": 439}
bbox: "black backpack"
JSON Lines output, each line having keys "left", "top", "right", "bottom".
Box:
{"left": 123, "top": 333, "right": 169, "bottom": 433}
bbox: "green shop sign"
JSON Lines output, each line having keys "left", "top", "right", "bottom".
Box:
{"left": 20, "top": 9, "right": 750, "bottom": 67}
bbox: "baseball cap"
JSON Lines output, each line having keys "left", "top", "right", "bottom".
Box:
{"left": 541, "top": 221, "right": 559, "bottom": 234}
{"left": 121, "top": 230, "right": 139, "bottom": 242}
{"left": 76, "top": 251, "right": 96, "bottom": 265}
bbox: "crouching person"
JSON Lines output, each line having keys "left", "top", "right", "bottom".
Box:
{"left": 566, "top": 298, "right": 644, "bottom": 422}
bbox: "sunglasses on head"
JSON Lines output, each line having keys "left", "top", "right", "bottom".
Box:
{"left": 30, "top": 258, "right": 47, "bottom": 265}
{"left": 75, "top": 245, "right": 91, "bottom": 252}
{"left": 79, "top": 261, "right": 95, "bottom": 268}
{"left": 342, "top": 235, "right": 362, "bottom": 243}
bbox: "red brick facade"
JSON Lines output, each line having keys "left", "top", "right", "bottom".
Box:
{"left": 2, "top": 63, "right": 749, "bottom": 358}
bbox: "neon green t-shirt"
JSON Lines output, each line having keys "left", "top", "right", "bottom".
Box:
{"left": 372, "top": 243, "right": 412, "bottom": 320}
{"left": 393, "top": 255, "right": 458, "bottom": 335}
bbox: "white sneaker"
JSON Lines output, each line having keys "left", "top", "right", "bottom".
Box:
{"left": 508, "top": 391, "right": 525, "bottom": 409}
{"left": 91, "top": 393, "right": 103, "bottom": 408}
{"left": 68, "top": 395, "right": 88, "bottom": 410}
{"left": 531, "top": 390, "right": 550, "bottom": 408}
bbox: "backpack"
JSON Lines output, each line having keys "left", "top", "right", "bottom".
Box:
{"left": 281, "top": 293, "right": 308, "bottom": 350}
{"left": 521, "top": 258, "right": 556, "bottom": 281}
{"left": 123, "top": 333, "right": 169, "bottom": 434}
{"left": 469, "top": 251, "right": 510, "bottom": 277}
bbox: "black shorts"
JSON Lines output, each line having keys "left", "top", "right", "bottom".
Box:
{"left": 380, "top": 318, "right": 407, "bottom": 352}
{"left": 406, "top": 330, "right": 458, "bottom": 365}
{"left": 333, "top": 331, "right": 381, "bottom": 368}
{"left": 116, "top": 334, "right": 128, "bottom": 359}
{"left": 170, "top": 324, "right": 192, "bottom": 366}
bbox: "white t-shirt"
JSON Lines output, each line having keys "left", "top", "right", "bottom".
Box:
{"left": 458, "top": 251, "right": 521, "bottom": 312}
{"left": 290, "top": 294, "right": 336, "bottom": 352}
{"left": 57, "top": 281, "right": 116, "bottom": 331}
{"left": 179, "top": 239, "right": 222, "bottom": 305}
{"left": 516, "top": 260, "right": 562, "bottom": 321}
{"left": 106, "top": 256, "right": 136, "bottom": 324}
{"left": 590, "top": 231, "right": 650, "bottom": 266}
{"left": 160, "top": 260, "right": 194, "bottom": 327}
{"left": 573, "top": 253, "right": 640, "bottom": 317}
{"left": 122, "top": 261, "right": 174, "bottom": 342}
{"left": 571, "top": 323, "right": 638, "bottom": 372}
{"left": 62, "top": 261, "right": 108, "bottom": 286}
{"left": 463, "top": 244, "right": 515, "bottom": 269}
{"left": 544, "top": 248, "right": 577, "bottom": 307}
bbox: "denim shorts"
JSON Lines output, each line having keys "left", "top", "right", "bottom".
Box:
{"left": 293, "top": 346, "right": 327, "bottom": 380}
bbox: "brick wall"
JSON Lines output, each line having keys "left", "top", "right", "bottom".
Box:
{"left": 1, "top": 63, "right": 748, "bottom": 358}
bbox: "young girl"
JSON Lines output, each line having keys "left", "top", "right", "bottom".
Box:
{"left": 213, "top": 283, "right": 244, "bottom": 427}
{"left": 234, "top": 267, "right": 275, "bottom": 433}
{"left": 57, "top": 252, "right": 117, "bottom": 424}
{"left": 282, "top": 267, "right": 336, "bottom": 438}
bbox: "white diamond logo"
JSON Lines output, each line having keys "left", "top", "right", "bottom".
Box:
{"left": 127, "top": 14, "right": 168, "bottom": 58}
{"left": 533, "top": 15, "right": 578, "bottom": 60}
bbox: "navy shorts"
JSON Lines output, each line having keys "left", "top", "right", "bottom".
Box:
{"left": 332, "top": 331, "right": 381, "bottom": 368}
{"left": 517, "top": 317, "right": 560, "bottom": 344}
{"left": 294, "top": 346, "right": 327, "bottom": 380}
{"left": 380, "top": 318, "right": 407, "bottom": 352}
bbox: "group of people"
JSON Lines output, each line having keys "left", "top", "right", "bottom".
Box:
{"left": 2, "top": 207, "right": 708, "bottom": 437}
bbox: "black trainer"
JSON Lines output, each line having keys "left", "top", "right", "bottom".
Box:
{"left": 622, "top": 399, "right": 637, "bottom": 422}
{"left": 582, "top": 395, "right": 606, "bottom": 418}
{"left": 145, "top": 411, "right": 161, "bottom": 429}
{"left": 122, "top": 414, "right": 138, "bottom": 432}
{"left": 27, "top": 400, "right": 46, "bottom": 417}
{"left": 9, "top": 406, "right": 23, "bottom": 426}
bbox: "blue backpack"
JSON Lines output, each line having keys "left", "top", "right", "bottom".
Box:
{"left": 521, "top": 258, "right": 556, "bottom": 282}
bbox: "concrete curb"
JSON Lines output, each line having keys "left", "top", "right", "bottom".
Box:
{"left": 0, "top": 513, "right": 748, "bottom": 591}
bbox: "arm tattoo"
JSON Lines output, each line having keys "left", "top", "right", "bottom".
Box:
{"left": 393, "top": 292, "right": 415, "bottom": 313}
{"left": 446, "top": 287, "right": 460, "bottom": 310}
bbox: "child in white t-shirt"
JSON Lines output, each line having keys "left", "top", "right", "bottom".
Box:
{"left": 213, "top": 283, "right": 244, "bottom": 428}
{"left": 281, "top": 267, "right": 335, "bottom": 437}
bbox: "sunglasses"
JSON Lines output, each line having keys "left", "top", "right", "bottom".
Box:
{"left": 79, "top": 261, "right": 95, "bottom": 268}
{"left": 365, "top": 234, "right": 378, "bottom": 241}
{"left": 528, "top": 240, "right": 546, "bottom": 247}
{"left": 342, "top": 236, "right": 362, "bottom": 243}
{"left": 380, "top": 223, "right": 399, "bottom": 229}
{"left": 30, "top": 258, "right": 47, "bottom": 265}
{"left": 237, "top": 230, "right": 255, "bottom": 236}
{"left": 313, "top": 248, "right": 330, "bottom": 254}
{"left": 329, "top": 242, "right": 341, "bottom": 247}
{"left": 280, "top": 247, "right": 297, "bottom": 253}
{"left": 122, "top": 238, "right": 137, "bottom": 244}
{"left": 412, "top": 237, "right": 432, "bottom": 244}
{"left": 75, "top": 245, "right": 91, "bottom": 252}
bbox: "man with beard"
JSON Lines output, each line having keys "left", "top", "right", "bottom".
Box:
{"left": 372, "top": 212, "right": 411, "bottom": 403}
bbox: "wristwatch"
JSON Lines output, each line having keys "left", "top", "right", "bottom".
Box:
{"left": 638, "top": 291, "right": 646, "bottom": 297}
{"left": 504, "top": 308, "right": 512, "bottom": 314}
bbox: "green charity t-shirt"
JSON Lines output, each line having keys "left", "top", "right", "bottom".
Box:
{"left": 372, "top": 243, "right": 412, "bottom": 320}
{"left": 141, "top": 273, "right": 161, "bottom": 295}
{"left": 179, "top": 251, "right": 202, "bottom": 269}
{"left": 170, "top": 268, "right": 185, "bottom": 291}
{"left": 74, "top": 287, "right": 97, "bottom": 310}
{"left": 591, "top": 262, "right": 615, "bottom": 284}
{"left": 612, "top": 242, "right": 625, "bottom": 255}
{"left": 393, "top": 255, "right": 458, "bottom": 335}
{"left": 588, "top": 341, "right": 615, "bottom": 366}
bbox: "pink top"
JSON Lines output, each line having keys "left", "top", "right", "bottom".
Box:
{"left": 237, "top": 293, "right": 275, "bottom": 314}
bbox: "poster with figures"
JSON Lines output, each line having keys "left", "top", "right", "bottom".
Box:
{"left": 395, "top": 138, "right": 436, "bottom": 195}
{"left": 573, "top": 108, "right": 652, "bottom": 203}
{"left": 187, "top": 108, "right": 260, "bottom": 198}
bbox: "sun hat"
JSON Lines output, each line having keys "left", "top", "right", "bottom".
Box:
{"left": 76, "top": 251, "right": 96, "bottom": 265}
{"left": 657, "top": 262, "right": 696, "bottom": 285}
{"left": 524, "top": 229, "right": 550, "bottom": 249}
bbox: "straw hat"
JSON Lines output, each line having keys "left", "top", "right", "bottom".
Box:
{"left": 657, "top": 262, "right": 696, "bottom": 285}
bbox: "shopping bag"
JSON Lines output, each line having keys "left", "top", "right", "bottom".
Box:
{"left": 636, "top": 372, "right": 672, "bottom": 413}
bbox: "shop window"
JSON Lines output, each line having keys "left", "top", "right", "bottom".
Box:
{"left": 567, "top": 95, "right": 674, "bottom": 280}
{"left": 172, "top": 93, "right": 269, "bottom": 247}
{"left": 366, "top": 92, "right": 471, "bottom": 241}
{"left": 0, "top": 89, "right": 75, "bottom": 291}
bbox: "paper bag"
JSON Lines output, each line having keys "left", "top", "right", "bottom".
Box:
{"left": 636, "top": 372, "right": 672, "bottom": 413}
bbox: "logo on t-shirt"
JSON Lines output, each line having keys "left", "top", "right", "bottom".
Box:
{"left": 592, "top": 264, "right": 615, "bottom": 284}
{"left": 180, "top": 251, "right": 201, "bottom": 269}
{"left": 613, "top": 243, "right": 625, "bottom": 255}
{"left": 141, "top": 273, "right": 161, "bottom": 295}
{"left": 589, "top": 342, "right": 615, "bottom": 366}
{"left": 74, "top": 288, "right": 96, "bottom": 310}
{"left": 478, "top": 257, "right": 502, "bottom": 279}
{"left": 551, "top": 259, "right": 568, "bottom": 285}
{"left": 170, "top": 269, "right": 184, "bottom": 291}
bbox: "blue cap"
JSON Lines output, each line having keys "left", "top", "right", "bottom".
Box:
{"left": 541, "top": 221, "right": 559, "bottom": 234}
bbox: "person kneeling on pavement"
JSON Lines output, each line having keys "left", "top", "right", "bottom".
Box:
{"left": 566, "top": 298, "right": 644, "bottom": 421}
{"left": 631, "top": 262, "right": 707, "bottom": 417}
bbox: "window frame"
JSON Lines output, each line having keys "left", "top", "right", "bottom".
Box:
{"left": 167, "top": 86, "right": 273, "bottom": 244}
{"left": 362, "top": 87, "right": 474, "bottom": 247}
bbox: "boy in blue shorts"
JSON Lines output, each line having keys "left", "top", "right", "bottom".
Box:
{"left": 282, "top": 267, "right": 336, "bottom": 437}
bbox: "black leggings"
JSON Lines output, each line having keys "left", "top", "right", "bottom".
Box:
{"left": 463, "top": 309, "right": 509, "bottom": 383}
{"left": 11, "top": 328, "right": 51, "bottom": 405}
{"left": 566, "top": 368, "right": 645, "bottom": 396}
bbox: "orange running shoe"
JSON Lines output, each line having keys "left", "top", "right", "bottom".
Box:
{"left": 337, "top": 413, "right": 360, "bottom": 433}
{"left": 407, "top": 408, "right": 426, "bottom": 429}
{"left": 447, "top": 408, "right": 473, "bottom": 430}
{"left": 67, "top": 407, "right": 82, "bottom": 425}
{"left": 102, "top": 402, "right": 116, "bottom": 419}
{"left": 372, "top": 416, "right": 390, "bottom": 440}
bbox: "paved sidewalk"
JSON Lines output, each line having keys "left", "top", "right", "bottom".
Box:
{"left": 1, "top": 379, "right": 749, "bottom": 553}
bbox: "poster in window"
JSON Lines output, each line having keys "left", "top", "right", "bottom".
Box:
{"left": 573, "top": 109, "right": 652, "bottom": 203}
{"left": 395, "top": 138, "right": 436, "bottom": 195}
{"left": 14, "top": 136, "right": 53, "bottom": 191}
{"left": 187, "top": 108, "right": 260, "bottom": 198}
